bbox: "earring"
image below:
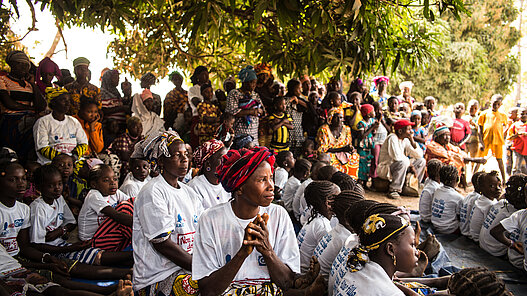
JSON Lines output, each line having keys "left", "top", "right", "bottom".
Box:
{"left": 206, "top": 167, "right": 211, "bottom": 172}
{"left": 392, "top": 255, "right": 397, "bottom": 267}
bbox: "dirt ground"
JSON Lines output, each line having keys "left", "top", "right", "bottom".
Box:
{"left": 364, "top": 189, "right": 420, "bottom": 210}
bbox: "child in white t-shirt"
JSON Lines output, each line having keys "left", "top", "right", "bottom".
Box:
{"left": 78, "top": 164, "right": 132, "bottom": 242}
{"left": 419, "top": 159, "right": 442, "bottom": 223}
{"left": 459, "top": 171, "right": 485, "bottom": 237}
{"left": 274, "top": 150, "right": 295, "bottom": 199}
{"left": 119, "top": 158, "right": 151, "bottom": 198}
{"left": 297, "top": 181, "right": 340, "bottom": 273}
{"left": 313, "top": 189, "right": 362, "bottom": 280}
{"left": 431, "top": 164, "right": 464, "bottom": 234}
{"left": 187, "top": 139, "right": 230, "bottom": 210}
{"left": 298, "top": 165, "right": 337, "bottom": 225}
{"left": 480, "top": 174, "right": 527, "bottom": 258}
{"left": 282, "top": 159, "right": 311, "bottom": 215}
{"left": 468, "top": 171, "right": 500, "bottom": 242}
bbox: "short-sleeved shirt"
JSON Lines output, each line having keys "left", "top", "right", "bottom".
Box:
{"left": 119, "top": 173, "right": 151, "bottom": 199}
{"left": 268, "top": 112, "right": 293, "bottom": 150}
{"left": 500, "top": 209, "right": 527, "bottom": 271}
{"left": 78, "top": 189, "right": 130, "bottom": 240}
{"left": 0, "top": 76, "right": 34, "bottom": 115}
{"left": 479, "top": 200, "right": 517, "bottom": 256}
{"left": 192, "top": 202, "right": 299, "bottom": 285}
{"left": 431, "top": 185, "right": 463, "bottom": 234}
{"left": 0, "top": 201, "right": 31, "bottom": 256}
{"left": 419, "top": 178, "right": 441, "bottom": 223}
{"left": 328, "top": 235, "right": 360, "bottom": 296}
{"left": 29, "top": 196, "right": 76, "bottom": 246}
{"left": 297, "top": 215, "right": 332, "bottom": 273}
{"left": 478, "top": 109, "right": 508, "bottom": 146}
{"left": 187, "top": 174, "right": 231, "bottom": 210}
{"left": 333, "top": 261, "right": 404, "bottom": 296}
{"left": 459, "top": 192, "right": 480, "bottom": 237}
{"left": 282, "top": 176, "right": 301, "bottom": 214}
{"left": 313, "top": 223, "right": 352, "bottom": 279}
{"left": 469, "top": 195, "right": 497, "bottom": 242}
{"left": 274, "top": 167, "right": 289, "bottom": 191}
{"left": 508, "top": 121, "right": 527, "bottom": 155}
{"left": 450, "top": 118, "right": 471, "bottom": 149}
{"left": 133, "top": 176, "right": 203, "bottom": 290}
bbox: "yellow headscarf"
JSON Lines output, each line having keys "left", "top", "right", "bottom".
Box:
{"left": 45, "top": 87, "right": 68, "bottom": 104}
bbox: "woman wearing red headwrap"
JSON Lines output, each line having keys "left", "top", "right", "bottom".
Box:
{"left": 193, "top": 146, "right": 306, "bottom": 295}
{"left": 35, "top": 57, "right": 62, "bottom": 93}
{"left": 316, "top": 107, "right": 360, "bottom": 179}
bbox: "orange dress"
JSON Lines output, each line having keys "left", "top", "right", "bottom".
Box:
{"left": 74, "top": 115, "right": 104, "bottom": 155}
{"left": 425, "top": 140, "right": 466, "bottom": 175}
{"left": 316, "top": 124, "right": 359, "bottom": 179}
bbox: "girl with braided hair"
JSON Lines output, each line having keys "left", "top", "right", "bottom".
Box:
{"left": 447, "top": 267, "right": 513, "bottom": 296}
{"left": 333, "top": 213, "right": 418, "bottom": 296}
{"left": 480, "top": 174, "right": 527, "bottom": 264}
{"left": 313, "top": 189, "right": 363, "bottom": 280}
{"left": 297, "top": 180, "right": 340, "bottom": 273}
{"left": 431, "top": 164, "right": 464, "bottom": 234}
{"left": 330, "top": 171, "right": 364, "bottom": 194}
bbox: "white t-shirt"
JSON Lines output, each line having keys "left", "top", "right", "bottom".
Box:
{"left": 192, "top": 202, "right": 299, "bottom": 285}
{"left": 29, "top": 196, "right": 76, "bottom": 246}
{"left": 78, "top": 189, "right": 130, "bottom": 241}
{"left": 431, "top": 185, "right": 463, "bottom": 234}
{"left": 313, "top": 223, "right": 352, "bottom": 280}
{"left": 419, "top": 178, "right": 441, "bottom": 223}
{"left": 294, "top": 178, "right": 312, "bottom": 221}
{"left": 187, "top": 174, "right": 231, "bottom": 210}
{"left": 508, "top": 227, "right": 524, "bottom": 270}
{"left": 479, "top": 200, "right": 517, "bottom": 257}
{"left": 328, "top": 235, "right": 360, "bottom": 296}
{"left": 469, "top": 195, "right": 497, "bottom": 242}
{"left": 0, "top": 201, "right": 31, "bottom": 256}
{"left": 33, "top": 113, "right": 88, "bottom": 164}
{"left": 0, "top": 243, "right": 25, "bottom": 277}
{"left": 282, "top": 176, "right": 301, "bottom": 214}
{"left": 119, "top": 173, "right": 152, "bottom": 199}
{"left": 500, "top": 209, "right": 527, "bottom": 271}
{"left": 133, "top": 176, "right": 203, "bottom": 290}
{"left": 274, "top": 167, "right": 289, "bottom": 191}
{"left": 333, "top": 261, "right": 404, "bottom": 296}
{"left": 459, "top": 192, "right": 480, "bottom": 237}
{"left": 297, "top": 215, "right": 332, "bottom": 273}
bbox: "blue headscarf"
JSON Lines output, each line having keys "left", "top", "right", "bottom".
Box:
{"left": 238, "top": 66, "right": 257, "bottom": 83}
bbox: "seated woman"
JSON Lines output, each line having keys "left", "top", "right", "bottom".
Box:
{"left": 425, "top": 125, "right": 486, "bottom": 177}
{"left": 187, "top": 139, "right": 230, "bottom": 210}
{"left": 316, "top": 107, "right": 360, "bottom": 179}
{"left": 333, "top": 213, "right": 418, "bottom": 296}
{"left": 192, "top": 147, "right": 322, "bottom": 295}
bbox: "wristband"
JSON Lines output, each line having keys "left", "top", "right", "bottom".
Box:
{"left": 42, "top": 252, "right": 50, "bottom": 263}
{"left": 62, "top": 226, "right": 67, "bottom": 235}
{"left": 509, "top": 240, "right": 514, "bottom": 248}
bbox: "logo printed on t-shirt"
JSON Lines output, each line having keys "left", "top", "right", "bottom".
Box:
{"left": 258, "top": 255, "right": 266, "bottom": 266}
{"left": 176, "top": 214, "right": 186, "bottom": 228}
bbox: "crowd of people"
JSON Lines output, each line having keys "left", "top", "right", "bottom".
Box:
{"left": 0, "top": 50, "right": 525, "bottom": 295}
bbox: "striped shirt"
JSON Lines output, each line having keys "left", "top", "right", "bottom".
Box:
{"left": 269, "top": 112, "right": 292, "bottom": 151}
{"left": 0, "top": 75, "right": 34, "bottom": 115}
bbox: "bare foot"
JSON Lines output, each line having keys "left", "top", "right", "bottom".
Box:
{"left": 417, "top": 234, "right": 440, "bottom": 261}
{"left": 294, "top": 256, "right": 320, "bottom": 289}
{"left": 303, "top": 275, "right": 326, "bottom": 296}
{"left": 414, "top": 221, "right": 421, "bottom": 246}
{"left": 116, "top": 275, "right": 133, "bottom": 296}
{"left": 410, "top": 250, "right": 428, "bottom": 277}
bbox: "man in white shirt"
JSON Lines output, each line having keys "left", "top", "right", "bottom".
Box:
{"left": 377, "top": 119, "right": 425, "bottom": 199}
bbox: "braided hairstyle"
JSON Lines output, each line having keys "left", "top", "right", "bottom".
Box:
{"left": 316, "top": 165, "right": 338, "bottom": 181}
{"left": 330, "top": 189, "right": 364, "bottom": 231}
{"left": 505, "top": 174, "right": 527, "bottom": 210}
{"left": 88, "top": 164, "right": 113, "bottom": 187}
{"left": 426, "top": 159, "right": 443, "bottom": 181}
{"left": 276, "top": 150, "right": 293, "bottom": 169}
{"left": 471, "top": 171, "right": 486, "bottom": 193}
{"left": 346, "top": 199, "right": 379, "bottom": 233}
{"left": 330, "top": 171, "right": 365, "bottom": 194}
{"left": 477, "top": 170, "right": 501, "bottom": 188}
{"left": 439, "top": 164, "right": 459, "bottom": 187}
{"left": 293, "top": 159, "right": 312, "bottom": 180}
{"left": 304, "top": 180, "right": 339, "bottom": 223}
{"left": 33, "top": 164, "right": 61, "bottom": 189}
{"left": 448, "top": 267, "right": 512, "bottom": 296}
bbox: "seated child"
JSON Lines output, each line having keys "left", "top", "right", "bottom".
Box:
{"left": 447, "top": 267, "right": 513, "bottom": 295}
{"left": 108, "top": 116, "right": 144, "bottom": 182}
{"left": 78, "top": 164, "right": 133, "bottom": 251}
{"left": 187, "top": 139, "right": 231, "bottom": 209}
{"left": 269, "top": 96, "right": 294, "bottom": 152}
{"left": 29, "top": 164, "right": 132, "bottom": 266}
{"left": 300, "top": 139, "right": 317, "bottom": 163}
{"left": 22, "top": 161, "right": 41, "bottom": 205}
{"left": 431, "top": 164, "right": 463, "bottom": 234}
{"left": 479, "top": 174, "right": 527, "bottom": 260}
{"left": 459, "top": 171, "right": 485, "bottom": 237}
{"left": 119, "top": 158, "right": 151, "bottom": 199}
{"left": 293, "top": 161, "right": 326, "bottom": 221}
{"left": 51, "top": 154, "right": 90, "bottom": 215}
{"left": 282, "top": 159, "right": 311, "bottom": 215}
{"left": 298, "top": 165, "right": 337, "bottom": 225}
{"left": 411, "top": 110, "right": 427, "bottom": 151}
{"left": 34, "top": 87, "right": 88, "bottom": 163}
{"left": 297, "top": 181, "right": 340, "bottom": 273}
{"left": 231, "top": 134, "right": 255, "bottom": 150}
{"left": 215, "top": 112, "right": 235, "bottom": 148}
{"left": 313, "top": 189, "right": 362, "bottom": 280}
{"left": 419, "top": 159, "right": 443, "bottom": 223}
{"left": 330, "top": 171, "right": 364, "bottom": 193}
{"left": 468, "top": 171, "right": 500, "bottom": 242}
{"left": 74, "top": 97, "right": 104, "bottom": 156}
{"left": 274, "top": 150, "right": 295, "bottom": 199}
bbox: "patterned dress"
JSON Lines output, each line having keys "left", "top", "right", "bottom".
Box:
{"left": 65, "top": 81, "right": 101, "bottom": 115}
{"left": 284, "top": 96, "right": 306, "bottom": 151}
{"left": 164, "top": 88, "right": 188, "bottom": 129}
{"left": 226, "top": 89, "right": 263, "bottom": 144}
{"left": 197, "top": 101, "right": 221, "bottom": 145}
{"left": 356, "top": 118, "right": 375, "bottom": 181}
{"left": 316, "top": 124, "right": 359, "bottom": 179}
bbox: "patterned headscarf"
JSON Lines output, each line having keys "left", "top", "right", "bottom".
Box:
{"left": 45, "top": 87, "right": 68, "bottom": 104}
{"left": 373, "top": 76, "right": 389, "bottom": 86}
{"left": 36, "top": 57, "right": 62, "bottom": 93}
{"left": 6, "top": 51, "right": 30, "bottom": 67}
{"left": 216, "top": 146, "right": 275, "bottom": 193}
{"left": 133, "top": 130, "right": 183, "bottom": 172}
{"left": 347, "top": 214, "right": 410, "bottom": 272}
{"left": 327, "top": 107, "right": 344, "bottom": 124}
{"left": 254, "top": 63, "right": 272, "bottom": 76}
{"left": 238, "top": 66, "right": 257, "bottom": 83}
{"left": 100, "top": 69, "right": 121, "bottom": 101}
{"left": 193, "top": 139, "right": 225, "bottom": 170}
